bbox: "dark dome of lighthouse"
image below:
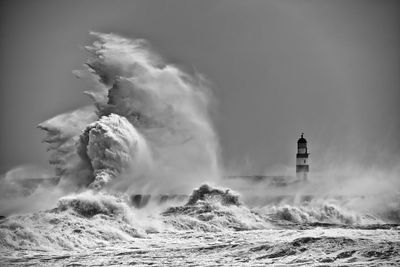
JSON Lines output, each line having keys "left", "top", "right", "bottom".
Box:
{"left": 297, "top": 133, "right": 307, "bottom": 144}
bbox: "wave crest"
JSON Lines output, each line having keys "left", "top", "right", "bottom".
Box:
{"left": 163, "top": 184, "right": 270, "bottom": 231}
{"left": 55, "top": 192, "right": 130, "bottom": 219}
{"left": 186, "top": 184, "right": 240, "bottom": 206}
{"left": 0, "top": 192, "right": 150, "bottom": 251}
{"left": 265, "top": 203, "right": 362, "bottom": 225}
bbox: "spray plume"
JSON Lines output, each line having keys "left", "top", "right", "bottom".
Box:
{"left": 38, "top": 32, "right": 220, "bottom": 194}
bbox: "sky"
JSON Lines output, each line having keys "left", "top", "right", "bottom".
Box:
{"left": 0, "top": 0, "right": 399, "bottom": 175}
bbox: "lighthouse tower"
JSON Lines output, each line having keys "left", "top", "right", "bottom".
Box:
{"left": 296, "top": 133, "right": 309, "bottom": 181}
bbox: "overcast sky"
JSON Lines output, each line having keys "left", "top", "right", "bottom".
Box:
{"left": 1, "top": 0, "right": 399, "bottom": 174}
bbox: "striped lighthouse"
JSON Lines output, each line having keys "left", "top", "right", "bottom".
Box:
{"left": 296, "top": 133, "right": 309, "bottom": 181}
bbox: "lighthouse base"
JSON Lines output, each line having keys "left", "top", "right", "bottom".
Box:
{"left": 296, "top": 172, "right": 308, "bottom": 181}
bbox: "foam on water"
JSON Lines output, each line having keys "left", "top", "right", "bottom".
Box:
{"left": 0, "top": 192, "right": 144, "bottom": 251}
{"left": 1, "top": 183, "right": 399, "bottom": 264}
{"left": 261, "top": 203, "right": 363, "bottom": 225}
{"left": 162, "top": 184, "right": 271, "bottom": 231}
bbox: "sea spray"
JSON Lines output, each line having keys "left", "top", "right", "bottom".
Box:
{"left": 1, "top": 32, "right": 223, "bottom": 247}
{"left": 38, "top": 106, "right": 98, "bottom": 188}
{"left": 36, "top": 32, "right": 220, "bottom": 194}
{"left": 77, "top": 114, "right": 152, "bottom": 190}
{"left": 81, "top": 32, "right": 220, "bottom": 193}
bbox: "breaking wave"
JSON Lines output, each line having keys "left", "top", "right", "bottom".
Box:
{"left": 162, "top": 184, "right": 271, "bottom": 231}
{"left": 1, "top": 184, "right": 399, "bottom": 254}
{"left": 0, "top": 32, "right": 225, "bottom": 252}
{"left": 0, "top": 185, "right": 257, "bottom": 252}
{"left": 263, "top": 203, "right": 363, "bottom": 225}
{"left": 77, "top": 113, "right": 152, "bottom": 190}
{"left": 34, "top": 32, "right": 220, "bottom": 195}
{"left": 0, "top": 192, "right": 143, "bottom": 251}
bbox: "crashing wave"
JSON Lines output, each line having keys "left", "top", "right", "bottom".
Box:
{"left": 162, "top": 184, "right": 270, "bottom": 231}
{"left": 254, "top": 194, "right": 400, "bottom": 226}
{"left": 255, "top": 199, "right": 390, "bottom": 226}
{"left": 266, "top": 204, "right": 361, "bottom": 225}
{"left": 77, "top": 32, "right": 220, "bottom": 192}
{"left": 77, "top": 113, "right": 151, "bottom": 190}
{"left": 0, "top": 192, "right": 145, "bottom": 251}
{"left": 186, "top": 184, "right": 241, "bottom": 206}
{"left": 31, "top": 32, "right": 220, "bottom": 193}
{"left": 55, "top": 192, "right": 132, "bottom": 218}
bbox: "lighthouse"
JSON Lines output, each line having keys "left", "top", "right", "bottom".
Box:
{"left": 296, "top": 133, "right": 309, "bottom": 181}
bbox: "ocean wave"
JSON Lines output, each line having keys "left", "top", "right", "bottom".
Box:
{"left": 162, "top": 184, "right": 270, "bottom": 231}
{"left": 264, "top": 203, "right": 362, "bottom": 225}
{"left": 1, "top": 184, "right": 399, "bottom": 254}
{"left": 0, "top": 192, "right": 144, "bottom": 251}
{"left": 55, "top": 191, "right": 132, "bottom": 218}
